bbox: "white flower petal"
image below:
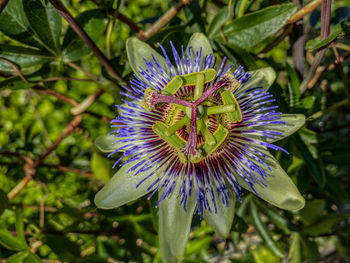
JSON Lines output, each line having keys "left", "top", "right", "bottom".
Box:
{"left": 159, "top": 183, "right": 196, "bottom": 263}
{"left": 126, "top": 37, "right": 171, "bottom": 83}
{"left": 95, "top": 135, "right": 120, "bottom": 153}
{"left": 95, "top": 158, "right": 165, "bottom": 209}
{"left": 236, "top": 153, "right": 305, "bottom": 211}
{"left": 268, "top": 114, "right": 305, "bottom": 142}
{"left": 238, "top": 67, "right": 276, "bottom": 94}
{"left": 203, "top": 189, "right": 236, "bottom": 238}
{"left": 186, "top": 32, "right": 213, "bottom": 67}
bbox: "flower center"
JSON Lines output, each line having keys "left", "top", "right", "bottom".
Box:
{"left": 142, "top": 69, "right": 242, "bottom": 163}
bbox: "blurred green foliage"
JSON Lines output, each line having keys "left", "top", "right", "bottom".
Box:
{"left": 0, "top": 0, "right": 350, "bottom": 262}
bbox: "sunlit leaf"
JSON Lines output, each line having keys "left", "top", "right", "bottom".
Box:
{"left": 214, "top": 4, "right": 297, "bottom": 48}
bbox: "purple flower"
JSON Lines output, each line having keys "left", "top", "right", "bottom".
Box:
{"left": 94, "top": 33, "right": 305, "bottom": 263}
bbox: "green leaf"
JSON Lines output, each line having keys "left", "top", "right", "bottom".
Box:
{"left": 252, "top": 246, "right": 280, "bottom": 263}
{"left": 207, "top": 6, "right": 229, "bottom": 38}
{"left": 62, "top": 9, "right": 107, "bottom": 62}
{"left": 293, "top": 133, "right": 325, "bottom": 187}
{"left": 0, "top": 0, "right": 43, "bottom": 48}
{"left": 23, "top": 252, "right": 42, "bottom": 263}
{"left": 91, "top": 152, "right": 112, "bottom": 183}
{"left": 231, "top": 195, "right": 252, "bottom": 245}
{"left": 0, "top": 228, "right": 27, "bottom": 251}
{"left": 0, "top": 75, "right": 34, "bottom": 90}
{"left": 185, "top": 236, "right": 212, "bottom": 255}
{"left": 126, "top": 37, "right": 171, "bottom": 84}
{"left": 0, "top": 45, "right": 55, "bottom": 73}
{"left": 7, "top": 250, "right": 42, "bottom": 263}
{"left": 94, "top": 157, "right": 168, "bottom": 209}
{"left": 15, "top": 207, "right": 27, "bottom": 247}
{"left": 146, "top": 25, "right": 187, "bottom": 45}
{"left": 7, "top": 251, "right": 29, "bottom": 263}
{"left": 41, "top": 234, "right": 80, "bottom": 261}
{"left": 214, "top": 3, "right": 297, "bottom": 48}
{"left": 236, "top": 151, "right": 305, "bottom": 211}
{"left": 23, "top": 0, "right": 61, "bottom": 54}
{"left": 286, "top": 63, "right": 300, "bottom": 107}
{"left": 302, "top": 214, "right": 342, "bottom": 236}
{"left": 300, "top": 96, "right": 315, "bottom": 110}
{"left": 299, "top": 199, "right": 325, "bottom": 226}
{"left": 0, "top": 189, "right": 9, "bottom": 216}
{"left": 203, "top": 189, "right": 235, "bottom": 238}
{"left": 255, "top": 199, "right": 291, "bottom": 234}
{"left": 231, "top": 214, "right": 248, "bottom": 233}
{"left": 299, "top": 235, "right": 320, "bottom": 262}
{"left": 159, "top": 182, "right": 196, "bottom": 263}
{"left": 288, "top": 233, "right": 302, "bottom": 263}
{"left": 306, "top": 22, "right": 350, "bottom": 52}
{"left": 251, "top": 200, "right": 284, "bottom": 258}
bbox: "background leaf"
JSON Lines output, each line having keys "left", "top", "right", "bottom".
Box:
{"left": 214, "top": 3, "right": 297, "bottom": 48}
{"left": 62, "top": 9, "right": 107, "bottom": 61}
{"left": 23, "top": 0, "right": 62, "bottom": 54}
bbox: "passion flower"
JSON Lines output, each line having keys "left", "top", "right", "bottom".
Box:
{"left": 94, "top": 33, "right": 305, "bottom": 263}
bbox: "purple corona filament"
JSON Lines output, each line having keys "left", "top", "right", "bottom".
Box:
{"left": 109, "top": 42, "right": 288, "bottom": 217}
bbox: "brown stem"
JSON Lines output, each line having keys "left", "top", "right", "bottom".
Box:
{"left": 287, "top": 0, "right": 322, "bottom": 24}
{"left": 41, "top": 163, "right": 94, "bottom": 178}
{"left": 0, "top": 149, "right": 32, "bottom": 163}
{"left": 35, "top": 115, "right": 82, "bottom": 166}
{"left": 0, "top": 161, "right": 94, "bottom": 178}
{"left": 71, "top": 88, "right": 104, "bottom": 115}
{"left": 257, "top": 24, "right": 293, "bottom": 58}
{"left": 33, "top": 85, "right": 79, "bottom": 106}
{"left": 0, "top": 0, "right": 9, "bottom": 13}
{"left": 291, "top": 0, "right": 305, "bottom": 79}
{"left": 115, "top": 12, "right": 143, "bottom": 34}
{"left": 0, "top": 57, "right": 29, "bottom": 82}
{"left": 300, "top": 0, "right": 331, "bottom": 93}
{"left": 65, "top": 61, "right": 100, "bottom": 80}
{"left": 139, "top": 0, "right": 193, "bottom": 40}
{"left": 48, "top": 0, "right": 122, "bottom": 81}
{"left": 40, "top": 77, "right": 94, "bottom": 82}
{"left": 8, "top": 161, "right": 36, "bottom": 200}
{"left": 331, "top": 44, "right": 350, "bottom": 103}
{"left": 33, "top": 85, "right": 111, "bottom": 123}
